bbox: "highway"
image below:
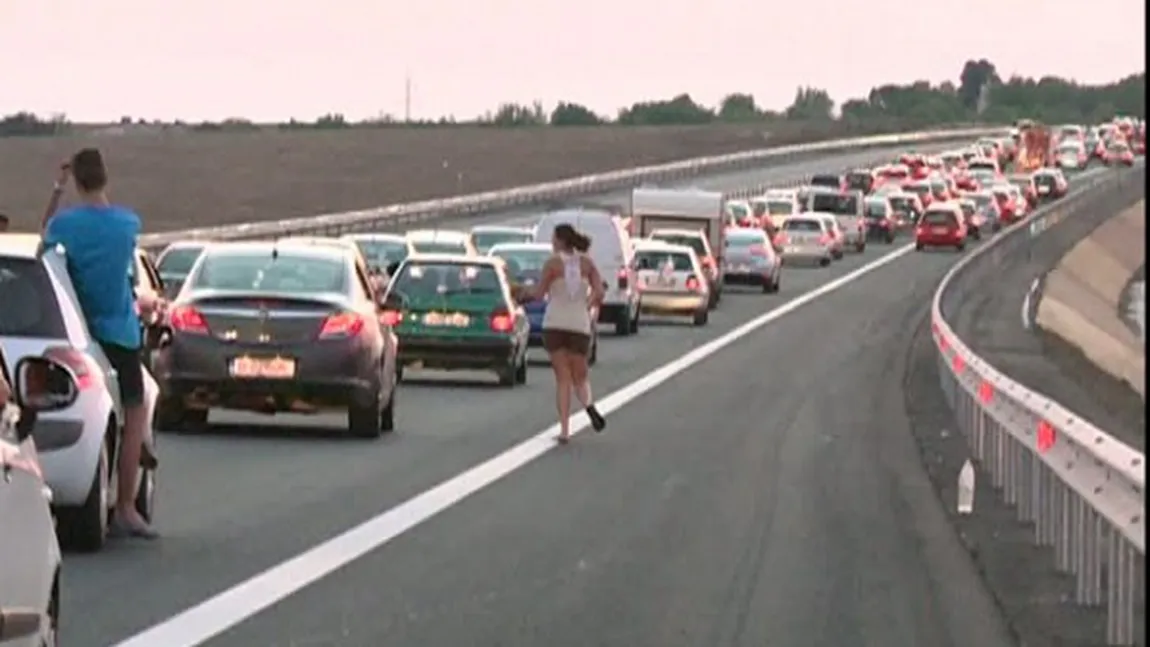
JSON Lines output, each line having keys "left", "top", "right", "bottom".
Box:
{"left": 66, "top": 143, "right": 1018, "bottom": 647}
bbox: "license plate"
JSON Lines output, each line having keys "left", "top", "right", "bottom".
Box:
{"left": 422, "top": 312, "right": 470, "bottom": 327}
{"left": 785, "top": 246, "right": 800, "bottom": 253}
{"left": 932, "top": 227, "right": 949, "bottom": 234}
{"left": 734, "top": 264, "right": 749, "bottom": 272}
{"left": 230, "top": 356, "right": 296, "bottom": 379}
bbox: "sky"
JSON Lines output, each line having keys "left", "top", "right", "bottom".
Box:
{"left": 2, "top": 0, "right": 1145, "bottom": 123}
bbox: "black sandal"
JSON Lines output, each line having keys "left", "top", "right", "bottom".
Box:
{"left": 586, "top": 405, "right": 606, "bottom": 432}
{"left": 556, "top": 435, "right": 570, "bottom": 445}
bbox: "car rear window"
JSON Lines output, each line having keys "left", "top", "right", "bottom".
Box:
{"left": 391, "top": 262, "right": 503, "bottom": 297}
{"left": 650, "top": 234, "right": 706, "bottom": 257}
{"left": 905, "top": 184, "right": 931, "bottom": 196}
{"left": 889, "top": 196, "right": 917, "bottom": 212}
{"left": 727, "top": 203, "right": 750, "bottom": 219}
{"left": 958, "top": 202, "right": 976, "bottom": 217}
{"left": 0, "top": 257, "right": 68, "bottom": 338}
{"left": 190, "top": 250, "right": 348, "bottom": 294}
{"left": 635, "top": 251, "right": 693, "bottom": 272}
{"left": 410, "top": 241, "right": 468, "bottom": 255}
{"left": 726, "top": 233, "right": 766, "bottom": 248}
{"left": 865, "top": 201, "right": 888, "bottom": 217}
{"left": 353, "top": 239, "right": 408, "bottom": 268}
{"left": 490, "top": 249, "right": 550, "bottom": 277}
{"left": 157, "top": 246, "right": 205, "bottom": 275}
{"left": 923, "top": 210, "right": 957, "bottom": 226}
{"left": 782, "top": 219, "right": 822, "bottom": 233}
{"left": 764, "top": 200, "right": 794, "bottom": 216}
{"left": 808, "top": 192, "right": 859, "bottom": 215}
{"left": 472, "top": 231, "right": 531, "bottom": 251}
{"left": 845, "top": 172, "right": 873, "bottom": 192}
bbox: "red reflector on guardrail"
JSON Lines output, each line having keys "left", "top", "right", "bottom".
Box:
{"left": 952, "top": 354, "right": 965, "bottom": 373}
{"left": 1037, "top": 420, "right": 1056, "bottom": 453}
{"left": 978, "top": 381, "right": 994, "bottom": 405}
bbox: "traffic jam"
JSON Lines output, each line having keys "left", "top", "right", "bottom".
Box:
{"left": 0, "top": 116, "right": 1143, "bottom": 646}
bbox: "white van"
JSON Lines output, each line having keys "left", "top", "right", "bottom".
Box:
{"left": 533, "top": 208, "right": 642, "bottom": 336}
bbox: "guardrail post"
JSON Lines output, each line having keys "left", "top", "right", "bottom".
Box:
{"left": 1054, "top": 480, "right": 1072, "bottom": 572}
{"left": 1106, "top": 532, "right": 1136, "bottom": 645}
{"left": 1077, "top": 508, "right": 1104, "bottom": 606}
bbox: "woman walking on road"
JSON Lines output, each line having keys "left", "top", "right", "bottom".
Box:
{"left": 519, "top": 224, "right": 608, "bottom": 444}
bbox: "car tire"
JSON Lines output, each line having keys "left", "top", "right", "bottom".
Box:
{"left": 348, "top": 380, "right": 385, "bottom": 438}
{"left": 628, "top": 307, "right": 640, "bottom": 334}
{"left": 395, "top": 364, "right": 405, "bottom": 382}
{"left": 956, "top": 242, "right": 966, "bottom": 252}
{"left": 818, "top": 257, "right": 831, "bottom": 267}
{"left": 692, "top": 309, "right": 708, "bottom": 326}
{"left": 614, "top": 309, "right": 631, "bottom": 336}
{"left": 884, "top": 233, "right": 895, "bottom": 244}
{"left": 57, "top": 437, "right": 109, "bottom": 553}
{"left": 915, "top": 242, "right": 924, "bottom": 251}
{"left": 971, "top": 227, "right": 982, "bottom": 241}
{"left": 855, "top": 241, "right": 866, "bottom": 253}
{"left": 832, "top": 250, "right": 843, "bottom": 260}
{"left": 380, "top": 386, "right": 396, "bottom": 433}
{"left": 514, "top": 353, "right": 528, "bottom": 385}
{"left": 157, "top": 397, "right": 207, "bottom": 432}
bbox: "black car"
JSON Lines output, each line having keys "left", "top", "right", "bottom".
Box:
{"left": 154, "top": 240, "right": 399, "bottom": 437}
{"left": 156, "top": 241, "right": 210, "bottom": 299}
{"left": 809, "top": 173, "right": 842, "bottom": 190}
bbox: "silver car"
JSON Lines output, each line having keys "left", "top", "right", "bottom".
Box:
{"left": 804, "top": 188, "right": 867, "bottom": 252}
{"left": 776, "top": 216, "right": 835, "bottom": 267}
{"left": 0, "top": 234, "right": 160, "bottom": 552}
{"left": 1, "top": 352, "right": 75, "bottom": 647}
{"left": 468, "top": 225, "right": 534, "bottom": 255}
{"left": 722, "top": 227, "right": 782, "bottom": 293}
{"left": 632, "top": 240, "right": 711, "bottom": 326}
{"left": 155, "top": 240, "right": 209, "bottom": 299}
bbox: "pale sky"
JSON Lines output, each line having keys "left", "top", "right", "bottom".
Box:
{"left": 2, "top": 0, "right": 1145, "bottom": 122}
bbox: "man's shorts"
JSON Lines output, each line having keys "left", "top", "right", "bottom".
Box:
{"left": 541, "top": 329, "right": 592, "bottom": 356}
{"left": 98, "top": 341, "right": 145, "bottom": 408}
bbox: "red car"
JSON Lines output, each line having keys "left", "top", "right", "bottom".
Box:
{"left": 903, "top": 181, "right": 935, "bottom": 208}
{"left": 1008, "top": 175, "right": 1039, "bottom": 209}
{"left": 991, "top": 187, "right": 1022, "bottom": 224}
{"left": 1104, "top": 142, "right": 1135, "bottom": 166}
{"left": 915, "top": 204, "right": 969, "bottom": 251}
{"left": 952, "top": 172, "right": 980, "bottom": 192}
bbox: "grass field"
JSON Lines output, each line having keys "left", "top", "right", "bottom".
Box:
{"left": 0, "top": 120, "right": 913, "bottom": 233}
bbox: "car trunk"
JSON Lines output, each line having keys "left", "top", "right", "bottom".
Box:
{"left": 190, "top": 295, "right": 338, "bottom": 344}
{"left": 398, "top": 294, "right": 505, "bottom": 337}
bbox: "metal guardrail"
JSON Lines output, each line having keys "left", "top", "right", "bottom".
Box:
{"left": 137, "top": 125, "right": 1007, "bottom": 252}
{"left": 931, "top": 164, "right": 1146, "bottom": 646}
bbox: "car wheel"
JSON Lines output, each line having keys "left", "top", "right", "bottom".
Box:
{"left": 514, "top": 352, "right": 528, "bottom": 384}
{"left": 692, "top": 309, "right": 708, "bottom": 326}
{"left": 885, "top": 233, "right": 895, "bottom": 244}
{"left": 628, "top": 306, "right": 640, "bottom": 334}
{"left": 380, "top": 385, "right": 396, "bottom": 433}
{"left": 915, "top": 242, "right": 924, "bottom": 251}
{"left": 855, "top": 241, "right": 866, "bottom": 253}
{"left": 395, "top": 364, "right": 405, "bottom": 382}
{"left": 818, "top": 257, "right": 831, "bottom": 267}
{"left": 57, "top": 436, "right": 109, "bottom": 552}
{"left": 157, "top": 396, "right": 207, "bottom": 432}
{"left": 348, "top": 381, "right": 384, "bottom": 438}
{"left": 971, "top": 227, "right": 982, "bottom": 240}
{"left": 956, "top": 242, "right": 966, "bottom": 252}
{"left": 614, "top": 309, "right": 631, "bottom": 336}
{"left": 496, "top": 360, "right": 517, "bottom": 387}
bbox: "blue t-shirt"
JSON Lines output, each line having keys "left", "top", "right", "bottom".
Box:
{"left": 43, "top": 205, "right": 143, "bottom": 349}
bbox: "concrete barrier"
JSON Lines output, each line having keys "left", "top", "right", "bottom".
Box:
{"left": 1036, "top": 201, "right": 1146, "bottom": 397}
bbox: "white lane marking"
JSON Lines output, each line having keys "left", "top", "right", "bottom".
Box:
{"left": 114, "top": 243, "right": 916, "bottom": 647}
{"left": 1022, "top": 277, "right": 1040, "bottom": 329}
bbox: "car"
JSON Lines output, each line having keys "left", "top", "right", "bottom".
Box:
{"left": 380, "top": 254, "right": 529, "bottom": 386}
{"left": 915, "top": 204, "right": 968, "bottom": 252}
{"left": 966, "top": 157, "right": 1000, "bottom": 175}
{"left": 954, "top": 199, "right": 984, "bottom": 240}
{"left": 887, "top": 192, "right": 924, "bottom": 227}
{"left": 939, "top": 151, "right": 967, "bottom": 172}
{"left": 1006, "top": 174, "right": 1039, "bottom": 209}
{"left": 863, "top": 196, "right": 899, "bottom": 243}
{"left": 964, "top": 191, "right": 1003, "bottom": 232}
{"left": 405, "top": 229, "right": 479, "bottom": 256}
{"left": 902, "top": 180, "right": 935, "bottom": 209}
{"left": 155, "top": 240, "right": 210, "bottom": 299}
{"left": 721, "top": 227, "right": 781, "bottom": 293}
{"left": 927, "top": 177, "right": 953, "bottom": 203}
{"left": 487, "top": 242, "right": 598, "bottom": 365}
{"left": 631, "top": 240, "right": 711, "bottom": 326}
{"left": 0, "top": 234, "right": 162, "bottom": 552}
{"left": 469, "top": 225, "right": 534, "bottom": 255}
{"left": 1084, "top": 133, "right": 1106, "bottom": 161}
{"left": 1103, "top": 140, "right": 1135, "bottom": 166}
{"left": 774, "top": 215, "right": 837, "bottom": 267}
{"left": 646, "top": 228, "right": 723, "bottom": 309}
{"left": 0, "top": 353, "right": 74, "bottom": 647}
{"left": 752, "top": 191, "right": 800, "bottom": 232}
{"left": 802, "top": 188, "right": 866, "bottom": 253}
{"left": 154, "top": 239, "right": 398, "bottom": 437}
{"left": 1031, "top": 168, "right": 1069, "bottom": 200}
{"left": 843, "top": 168, "right": 877, "bottom": 195}
{"left": 966, "top": 168, "right": 999, "bottom": 190}
{"left": 809, "top": 173, "right": 842, "bottom": 191}
{"left": 874, "top": 164, "right": 911, "bottom": 188}
{"left": 725, "top": 200, "right": 758, "bottom": 228}
{"left": 989, "top": 185, "right": 1023, "bottom": 225}
{"left": 812, "top": 213, "right": 847, "bottom": 259}
{"left": 534, "top": 208, "right": 641, "bottom": 335}
{"left": 1054, "top": 141, "right": 1088, "bottom": 170}
{"left": 339, "top": 233, "right": 415, "bottom": 277}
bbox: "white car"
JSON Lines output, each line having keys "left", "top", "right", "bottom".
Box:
{"left": 0, "top": 350, "right": 72, "bottom": 647}
{"left": 631, "top": 240, "right": 711, "bottom": 326}
{"left": 405, "top": 229, "right": 478, "bottom": 256}
{"left": 0, "top": 234, "right": 160, "bottom": 552}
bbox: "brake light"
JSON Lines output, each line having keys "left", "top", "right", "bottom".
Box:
{"left": 748, "top": 244, "right": 768, "bottom": 257}
{"left": 616, "top": 268, "right": 629, "bottom": 290}
{"left": 43, "top": 346, "right": 100, "bottom": 391}
{"left": 169, "top": 305, "right": 209, "bottom": 335}
{"left": 490, "top": 308, "right": 514, "bottom": 333}
{"left": 773, "top": 232, "right": 788, "bottom": 247}
{"left": 319, "top": 312, "right": 365, "bottom": 338}
{"left": 818, "top": 234, "right": 832, "bottom": 245}
{"left": 685, "top": 276, "right": 701, "bottom": 292}
{"left": 380, "top": 309, "right": 402, "bottom": 326}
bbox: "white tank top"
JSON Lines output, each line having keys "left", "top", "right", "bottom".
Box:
{"left": 541, "top": 253, "right": 592, "bottom": 335}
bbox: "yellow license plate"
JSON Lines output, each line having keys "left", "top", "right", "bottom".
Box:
{"left": 230, "top": 356, "right": 296, "bottom": 379}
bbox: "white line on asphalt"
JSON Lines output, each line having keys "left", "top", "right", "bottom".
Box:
{"left": 1022, "top": 277, "right": 1040, "bottom": 329}
{"left": 113, "top": 246, "right": 917, "bottom": 647}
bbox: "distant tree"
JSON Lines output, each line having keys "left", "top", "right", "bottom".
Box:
{"left": 958, "top": 59, "right": 1000, "bottom": 111}
{"left": 486, "top": 102, "right": 547, "bottom": 126}
{"left": 717, "top": 93, "right": 760, "bottom": 122}
{"left": 785, "top": 87, "right": 834, "bottom": 121}
{"left": 550, "top": 101, "right": 602, "bottom": 126}
{"left": 617, "top": 94, "right": 713, "bottom": 125}
{"left": 0, "top": 111, "right": 68, "bottom": 137}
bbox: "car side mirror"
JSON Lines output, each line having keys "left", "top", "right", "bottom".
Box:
{"left": 15, "top": 357, "right": 80, "bottom": 415}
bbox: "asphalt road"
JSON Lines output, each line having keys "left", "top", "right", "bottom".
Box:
{"left": 63, "top": 142, "right": 1015, "bottom": 647}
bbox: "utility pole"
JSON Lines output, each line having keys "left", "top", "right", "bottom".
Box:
{"left": 404, "top": 74, "right": 412, "bottom": 123}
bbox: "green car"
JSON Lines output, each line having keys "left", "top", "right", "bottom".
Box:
{"left": 380, "top": 254, "right": 530, "bottom": 386}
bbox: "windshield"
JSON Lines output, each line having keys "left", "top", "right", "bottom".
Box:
{"left": 864, "top": 201, "right": 888, "bottom": 218}
{"left": 1108, "top": 142, "right": 1129, "bottom": 153}
{"left": 889, "top": 196, "right": 919, "bottom": 213}
{"left": 958, "top": 202, "right": 976, "bottom": 217}
{"left": 635, "top": 251, "right": 693, "bottom": 272}
{"left": 905, "top": 184, "right": 931, "bottom": 197}
{"left": 810, "top": 175, "right": 840, "bottom": 188}
{"left": 157, "top": 246, "right": 206, "bottom": 276}
{"left": 878, "top": 167, "right": 908, "bottom": 179}
{"left": 807, "top": 192, "right": 859, "bottom": 216}
{"left": 410, "top": 240, "right": 468, "bottom": 255}
{"left": 969, "top": 194, "right": 995, "bottom": 208}
{"left": 390, "top": 262, "right": 503, "bottom": 297}
{"left": 922, "top": 210, "right": 957, "bottom": 226}
{"left": 727, "top": 204, "right": 750, "bottom": 219}
{"left": 472, "top": 230, "right": 532, "bottom": 253}
{"left": 764, "top": 200, "right": 794, "bottom": 216}
{"left": 352, "top": 239, "right": 409, "bottom": 268}
{"left": 782, "top": 219, "right": 823, "bottom": 233}
{"left": 489, "top": 248, "right": 550, "bottom": 278}
{"left": 968, "top": 161, "right": 995, "bottom": 171}
{"left": 0, "top": 257, "right": 68, "bottom": 337}
{"left": 726, "top": 233, "right": 765, "bottom": 248}
{"left": 189, "top": 251, "right": 347, "bottom": 293}
{"left": 650, "top": 234, "right": 707, "bottom": 257}
{"left": 845, "top": 173, "right": 873, "bottom": 192}
{"left": 1033, "top": 174, "right": 1057, "bottom": 189}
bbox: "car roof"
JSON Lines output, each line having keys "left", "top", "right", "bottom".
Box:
{"left": 633, "top": 240, "right": 695, "bottom": 255}
{"left": 649, "top": 228, "right": 704, "bottom": 238}
{"left": 470, "top": 225, "right": 532, "bottom": 234}
{"left": 487, "top": 242, "right": 551, "bottom": 253}
{"left": 162, "top": 239, "right": 213, "bottom": 251}
{"left": 0, "top": 233, "right": 45, "bottom": 259}
{"left": 406, "top": 229, "right": 470, "bottom": 242}
{"left": 725, "top": 227, "right": 767, "bottom": 238}
{"left": 202, "top": 240, "right": 351, "bottom": 260}
{"left": 340, "top": 233, "right": 407, "bottom": 243}
{"left": 403, "top": 252, "right": 500, "bottom": 265}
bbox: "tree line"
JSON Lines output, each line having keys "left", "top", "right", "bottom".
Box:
{"left": 1, "top": 60, "right": 1143, "bottom": 137}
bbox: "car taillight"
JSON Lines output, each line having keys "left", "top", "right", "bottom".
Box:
{"left": 616, "top": 268, "right": 629, "bottom": 290}
{"left": 379, "top": 309, "right": 402, "bottom": 326}
{"left": 44, "top": 346, "right": 100, "bottom": 391}
{"left": 169, "top": 305, "right": 209, "bottom": 335}
{"left": 773, "top": 233, "right": 788, "bottom": 247}
{"left": 319, "top": 312, "right": 365, "bottom": 339}
{"left": 490, "top": 308, "right": 514, "bottom": 333}
{"left": 748, "top": 244, "right": 768, "bottom": 257}
{"left": 685, "top": 276, "right": 701, "bottom": 292}
{"left": 818, "top": 234, "right": 832, "bottom": 245}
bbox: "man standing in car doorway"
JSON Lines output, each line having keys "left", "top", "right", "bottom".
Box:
{"left": 41, "top": 148, "right": 161, "bottom": 540}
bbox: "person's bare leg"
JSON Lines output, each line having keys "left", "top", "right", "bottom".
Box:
{"left": 550, "top": 350, "right": 574, "bottom": 441}
{"left": 114, "top": 402, "right": 148, "bottom": 526}
{"left": 570, "top": 351, "right": 606, "bottom": 431}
